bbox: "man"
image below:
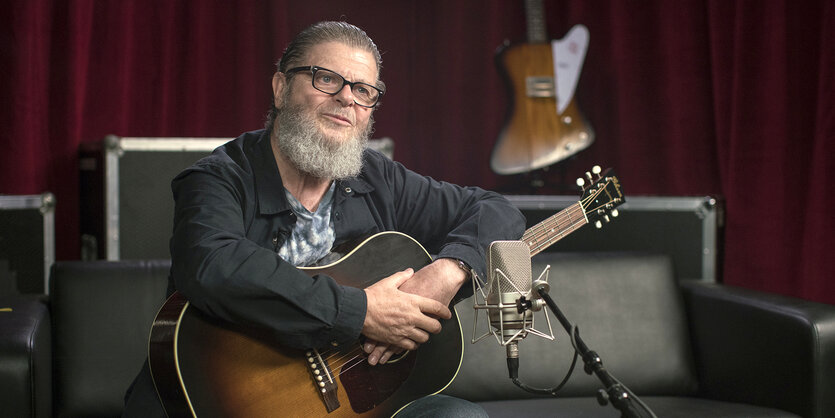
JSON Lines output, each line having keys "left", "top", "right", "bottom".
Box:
{"left": 123, "top": 21, "right": 525, "bottom": 417}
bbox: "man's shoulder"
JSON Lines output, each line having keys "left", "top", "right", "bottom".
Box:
{"left": 199, "top": 129, "right": 266, "bottom": 165}
{"left": 176, "top": 129, "right": 267, "bottom": 181}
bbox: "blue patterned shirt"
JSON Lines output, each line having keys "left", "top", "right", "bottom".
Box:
{"left": 278, "top": 183, "right": 336, "bottom": 267}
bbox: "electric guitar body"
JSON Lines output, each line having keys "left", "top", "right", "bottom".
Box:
{"left": 492, "top": 0, "right": 595, "bottom": 175}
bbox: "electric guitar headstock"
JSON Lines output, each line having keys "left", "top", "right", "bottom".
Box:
{"left": 577, "top": 165, "right": 625, "bottom": 228}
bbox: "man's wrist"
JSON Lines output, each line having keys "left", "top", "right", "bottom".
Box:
{"left": 451, "top": 258, "right": 475, "bottom": 283}
{"left": 453, "top": 258, "right": 475, "bottom": 279}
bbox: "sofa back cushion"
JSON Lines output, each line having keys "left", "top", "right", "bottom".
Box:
{"left": 50, "top": 260, "right": 170, "bottom": 417}
{"left": 444, "top": 252, "right": 699, "bottom": 401}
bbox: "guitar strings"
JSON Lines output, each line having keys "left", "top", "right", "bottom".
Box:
{"left": 523, "top": 187, "right": 611, "bottom": 255}
{"left": 524, "top": 184, "right": 607, "bottom": 242}
{"left": 318, "top": 345, "right": 371, "bottom": 372}
{"left": 524, "top": 204, "right": 584, "bottom": 245}
{"left": 315, "top": 345, "right": 386, "bottom": 378}
{"left": 524, "top": 204, "right": 586, "bottom": 254}
{"left": 319, "top": 345, "right": 363, "bottom": 368}
{"left": 318, "top": 342, "right": 417, "bottom": 378}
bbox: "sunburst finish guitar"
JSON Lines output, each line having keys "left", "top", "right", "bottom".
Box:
{"left": 149, "top": 168, "right": 624, "bottom": 417}
{"left": 492, "top": 0, "right": 595, "bottom": 175}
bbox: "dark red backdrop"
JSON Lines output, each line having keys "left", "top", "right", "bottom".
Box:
{"left": 2, "top": 0, "right": 833, "bottom": 304}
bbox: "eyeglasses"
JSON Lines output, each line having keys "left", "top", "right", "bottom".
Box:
{"left": 285, "top": 66, "right": 384, "bottom": 108}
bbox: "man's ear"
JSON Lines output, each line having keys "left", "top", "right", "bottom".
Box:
{"left": 272, "top": 72, "right": 286, "bottom": 108}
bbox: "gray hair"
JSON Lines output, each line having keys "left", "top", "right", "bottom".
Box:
{"left": 265, "top": 21, "right": 384, "bottom": 132}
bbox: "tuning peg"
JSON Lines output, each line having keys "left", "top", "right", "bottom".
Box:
{"left": 604, "top": 215, "right": 610, "bottom": 223}
{"left": 576, "top": 178, "right": 585, "bottom": 188}
{"left": 585, "top": 171, "right": 593, "bottom": 183}
{"left": 611, "top": 209, "right": 619, "bottom": 217}
{"left": 592, "top": 165, "right": 602, "bottom": 176}
{"left": 595, "top": 220, "right": 603, "bottom": 229}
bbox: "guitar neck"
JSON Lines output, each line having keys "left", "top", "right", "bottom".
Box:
{"left": 525, "top": 0, "right": 548, "bottom": 43}
{"left": 521, "top": 202, "right": 588, "bottom": 257}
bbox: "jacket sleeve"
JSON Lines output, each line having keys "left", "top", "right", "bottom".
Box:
{"left": 168, "top": 162, "right": 366, "bottom": 350}
{"left": 371, "top": 153, "right": 527, "bottom": 286}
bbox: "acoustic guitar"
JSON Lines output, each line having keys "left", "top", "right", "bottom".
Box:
{"left": 492, "top": 0, "right": 595, "bottom": 175}
{"left": 148, "top": 168, "right": 624, "bottom": 417}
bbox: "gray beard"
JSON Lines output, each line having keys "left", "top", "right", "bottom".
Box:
{"left": 275, "top": 103, "right": 372, "bottom": 180}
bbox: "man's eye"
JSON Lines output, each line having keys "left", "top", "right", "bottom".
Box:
{"left": 318, "top": 73, "right": 340, "bottom": 85}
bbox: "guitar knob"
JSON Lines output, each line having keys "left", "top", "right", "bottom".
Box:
{"left": 592, "top": 165, "right": 602, "bottom": 176}
{"left": 576, "top": 178, "right": 585, "bottom": 188}
{"left": 595, "top": 220, "right": 603, "bottom": 229}
{"left": 611, "top": 209, "right": 619, "bottom": 217}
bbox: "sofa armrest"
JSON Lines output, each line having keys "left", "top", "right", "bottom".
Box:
{"left": 0, "top": 295, "right": 52, "bottom": 418}
{"left": 681, "top": 281, "right": 835, "bottom": 418}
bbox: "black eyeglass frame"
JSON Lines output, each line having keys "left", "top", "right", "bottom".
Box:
{"left": 284, "top": 66, "right": 385, "bottom": 108}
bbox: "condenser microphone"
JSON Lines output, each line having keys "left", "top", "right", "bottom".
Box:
{"left": 472, "top": 240, "right": 555, "bottom": 379}
{"left": 485, "top": 240, "right": 534, "bottom": 344}
{"left": 485, "top": 240, "right": 535, "bottom": 379}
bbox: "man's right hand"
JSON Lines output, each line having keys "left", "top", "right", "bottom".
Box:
{"left": 361, "top": 268, "right": 451, "bottom": 362}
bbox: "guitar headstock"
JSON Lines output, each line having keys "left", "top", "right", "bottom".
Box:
{"left": 576, "top": 166, "right": 625, "bottom": 228}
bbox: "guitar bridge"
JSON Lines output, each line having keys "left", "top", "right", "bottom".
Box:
{"left": 526, "top": 76, "right": 556, "bottom": 98}
{"left": 306, "top": 349, "right": 341, "bottom": 413}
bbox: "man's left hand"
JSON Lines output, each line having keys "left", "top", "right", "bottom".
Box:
{"left": 363, "top": 258, "right": 468, "bottom": 365}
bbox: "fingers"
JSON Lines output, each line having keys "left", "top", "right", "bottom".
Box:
{"left": 387, "top": 267, "right": 415, "bottom": 288}
{"left": 369, "top": 344, "right": 387, "bottom": 365}
{"left": 419, "top": 298, "right": 452, "bottom": 320}
{"left": 378, "top": 346, "right": 407, "bottom": 365}
{"left": 365, "top": 341, "right": 413, "bottom": 366}
{"left": 362, "top": 267, "right": 452, "bottom": 359}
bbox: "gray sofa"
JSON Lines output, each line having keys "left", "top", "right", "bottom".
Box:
{"left": 2, "top": 252, "right": 834, "bottom": 417}
{"left": 445, "top": 252, "right": 835, "bottom": 417}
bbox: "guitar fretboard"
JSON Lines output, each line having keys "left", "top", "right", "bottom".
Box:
{"left": 522, "top": 202, "right": 588, "bottom": 257}
{"left": 525, "top": 0, "right": 548, "bottom": 43}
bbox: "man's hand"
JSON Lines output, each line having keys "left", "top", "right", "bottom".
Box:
{"left": 362, "top": 268, "right": 452, "bottom": 364}
{"left": 363, "top": 259, "right": 469, "bottom": 365}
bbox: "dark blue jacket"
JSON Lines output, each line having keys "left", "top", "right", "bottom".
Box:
{"left": 168, "top": 129, "right": 526, "bottom": 350}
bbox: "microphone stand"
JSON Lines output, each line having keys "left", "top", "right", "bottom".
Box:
{"left": 532, "top": 284, "right": 656, "bottom": 418}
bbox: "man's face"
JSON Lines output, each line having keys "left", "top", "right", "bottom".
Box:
{"left": 273, "top": 41, "right": 378, "bottom": 145}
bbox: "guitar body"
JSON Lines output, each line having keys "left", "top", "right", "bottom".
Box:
{"left": 492, "top": 41, "right": 595, "bottom": 175}
{"left": 149, "top": 232, "right": 464, "bottom": 418}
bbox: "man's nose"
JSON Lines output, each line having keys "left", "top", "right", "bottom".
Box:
{"left": 333, "top": 84, "right": 355, "bottom": 106}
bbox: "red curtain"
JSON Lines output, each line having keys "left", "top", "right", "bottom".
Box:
{"left": 2, "top": 0, "right": 833, "bottom": 303}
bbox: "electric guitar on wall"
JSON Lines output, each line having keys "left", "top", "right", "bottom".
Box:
{"left": 149, "top": 167, "right": 624, "bottom": 417}
{"left": 491, "top": 0, "right": 595, "bottom": 175}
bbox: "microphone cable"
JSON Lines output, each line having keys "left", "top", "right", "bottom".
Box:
{"left": 511, "top": 324, "right": 658, "bottom": 418}
{"left": 510, "top": 325, "right": 581, "bottom": 397}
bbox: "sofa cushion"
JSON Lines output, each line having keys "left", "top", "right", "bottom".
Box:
{"left": 444, "top": 252, "right": 699, "bottom": 401}
{"left": 49, "top": 260, "right": 170, "bottom": 417}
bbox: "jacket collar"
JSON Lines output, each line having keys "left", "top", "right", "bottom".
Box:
{"left": 249, "top": 129, "right": 376, "bottom": 213}
{"left": 250, "top": 130, "right": 291, "bottom": 215}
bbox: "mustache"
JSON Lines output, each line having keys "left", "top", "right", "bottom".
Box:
{"left": 320, "top": 107, "right": 356, "bottom": 124}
